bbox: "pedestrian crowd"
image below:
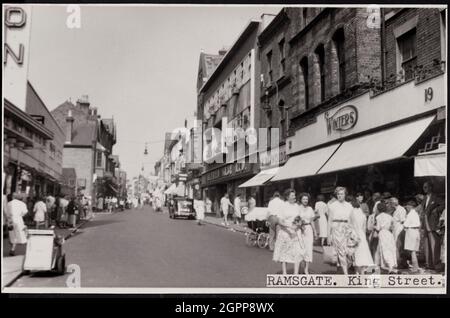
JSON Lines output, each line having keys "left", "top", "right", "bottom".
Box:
{"left": 264, "top": 182, "right": 445, "bottom": 275}
{"left": 96, "top": 196, "right": 129, "bottom": 212}
{"left": 3, "top": 192, "right": 91, "bottom": 256}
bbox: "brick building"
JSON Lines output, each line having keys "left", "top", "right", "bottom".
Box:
{"left": 51, "top": 96, "right": 118, "bottom": 204}
{"left": 267, "top": 7, "right": 446, "bottom": 200}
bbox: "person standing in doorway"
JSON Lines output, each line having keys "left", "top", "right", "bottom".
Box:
{"left": 220, "top": 193, "right": 234, "bottom": 227}
{"left": 6, "top": 193, "right": 28, "bottom": 256}
{"left": 233, "top": 193, "right": 242, "bottom": 225}
{"left": 314, "top": 194, "right": 328, "bottom": 246}
{"left": 421, "top": 181, "right": 444, "bottom": 270}
{"left": 33, "top": 196, "right": 47, "bottom": 229}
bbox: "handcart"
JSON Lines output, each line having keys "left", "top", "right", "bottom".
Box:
{"left": 23, "top": 229, "right": 66, "bottom": 275}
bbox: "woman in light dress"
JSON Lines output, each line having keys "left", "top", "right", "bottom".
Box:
{"left": 271, "top": 189, "right": 305, "bottom": 275}
{"left": 349, "top": 198, "right": 375, "bottom": 274}
{"left": 298, "top": 193, "right": 317, "bottom": 274}
{"left": 404, "top": 200, "right": 422, "bottom": 273}
{"left": 375, "top": 201, "right": 397, "bottom": 273}
{"left": 196, "top": 199, "right": 205, "bottom": 225}
{"left": 314, "top": 194, "right": 328, "bottom": 246}
{"left": 6, "top": 193, "right": 29, "bottom": 256}
{"left": 327, "top": 187, "right": 354, "bottom": 274}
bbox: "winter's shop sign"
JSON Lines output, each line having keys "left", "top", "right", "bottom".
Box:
{"left": 325, "top": 105, "right": 358, "bottom": 135}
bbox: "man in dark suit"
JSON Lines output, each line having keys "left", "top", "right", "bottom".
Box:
{"left": 422, "top": 181, "right": 445, "bottom": 270}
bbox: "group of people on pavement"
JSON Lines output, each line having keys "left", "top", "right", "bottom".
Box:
{"left": 265, "top": 181, "right": 445, "bottom": 275}
{"left": 96, "top": 196, "right": 128, "bottom": 212}
{"left": 3, "top": 192, "right": 90, "bottom": 256}
{"left": 219, "top": 193, "right": 256, "bottom": 228}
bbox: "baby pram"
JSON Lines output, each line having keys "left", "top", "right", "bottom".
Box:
{"left": 244, "top": 207, "right": 270, "bottom": 249}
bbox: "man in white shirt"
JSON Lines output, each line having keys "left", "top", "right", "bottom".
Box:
{"left": 233, "top": 194, "right": 242, "bottom": 225}
{"left": 33, "top": 197, "right": 47, "bottom": 229}
{"left": 220, "top": 193, "right": 233, "bottom": 226}
{"left": 391, "top": 198, "right": 407, "bottom": 240}
{"left": 267, "top": 191, "right": 285, "bottom": 251}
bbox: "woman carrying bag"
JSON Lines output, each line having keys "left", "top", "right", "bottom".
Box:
{"left": 271, "top": 189, "right": 305, "bottom": 275}
{"left": 327, "top": 187, "right": 357, "bottom": 274}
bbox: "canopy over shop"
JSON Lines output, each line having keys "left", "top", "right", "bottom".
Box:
{"left": 269, "top": 115, "right": 442, "bottom": 199}
{"left": 414, "top": 144, "right": 446, "bottom": 177}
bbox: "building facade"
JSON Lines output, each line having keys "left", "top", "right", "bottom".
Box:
{"left": 51, "top": 96, "right": 119, "bottom": 204}
{"left": 266, "top": 7, "right": 446, "bottom": 200}
{"left": 197, "top": 20, "right": 268, "bottom": 215}
{"left": 3, "top": 82, "right": 64, "bottom": 199}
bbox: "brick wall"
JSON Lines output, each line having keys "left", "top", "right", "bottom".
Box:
{"left": 258, "top": 8, "right": 382, "bottom": 136}
{"left": 384, "top": 8, "right": 443, "bottom": 80}
{"left": 63, "top": 147, "right": 95, "bottom": 197}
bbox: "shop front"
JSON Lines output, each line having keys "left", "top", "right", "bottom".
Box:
{"left": 201, "top": 162, "right": 258, "bottom": 216}
{"left": 271, "top": 72, "right": 446, "bottom": 202}
{"left": 3, "top": 100, "right": 55, "bottom": 198}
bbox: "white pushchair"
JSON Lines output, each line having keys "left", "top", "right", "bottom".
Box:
{"left": 244, "top": 207, "right": 270, "bottom": 249}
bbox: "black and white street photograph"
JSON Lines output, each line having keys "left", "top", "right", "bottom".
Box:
{"left": 2, "top": 3, "right": 447, "bottom": 294}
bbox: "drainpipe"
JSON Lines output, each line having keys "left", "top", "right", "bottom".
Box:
{"left": 381, "top": 8, "right": 386, "bottom": 83}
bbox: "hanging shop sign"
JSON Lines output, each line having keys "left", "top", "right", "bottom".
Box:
{"left": 325, "top": 105, "right": 358, "bottom": 135}
{"left": 259, "top": 144, "right": 287, "bottom": 170}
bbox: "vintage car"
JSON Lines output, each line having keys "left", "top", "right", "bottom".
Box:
{"left": 168, "top": 196, "right": 196, "bottom": 219}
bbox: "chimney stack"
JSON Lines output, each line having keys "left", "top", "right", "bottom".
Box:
{"left": 218, "top": 47, "right": 227, "bottom": 56}
{"left": 76, "top": 95, "right": 90, "bottom": 114}
{"left": 65, "top": 110, "right": 74, "bottom": 144}
{"left": 261, "top": 13, "right": 276, "bottom": 29}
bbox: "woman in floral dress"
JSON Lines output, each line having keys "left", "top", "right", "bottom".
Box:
{"left": 328, "top": 187, "right": 355, "bottom": 274}
{"left": 271, "top": 189, "right": 305, "bottom": 275}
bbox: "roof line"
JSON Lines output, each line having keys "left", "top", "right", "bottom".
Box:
{"left": 199, "top": 19, "right": 261, "bottom": 94}
{"left": 27, "top": 81, "right": 66, "bottom": 136}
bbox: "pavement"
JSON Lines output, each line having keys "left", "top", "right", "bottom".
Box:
{"left": 2, "top": 215, "right": 93, "bottom": 289}
{"left": 6, "top": 205, "right": 335, "bottom": 288}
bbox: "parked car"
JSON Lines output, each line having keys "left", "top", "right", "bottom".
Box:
{"left": 169, "top": 196, "right": 196, "bottom": 220}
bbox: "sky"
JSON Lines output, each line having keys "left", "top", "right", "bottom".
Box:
{"left": 27, "top": 4, "right": 282, "bottom": 180}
